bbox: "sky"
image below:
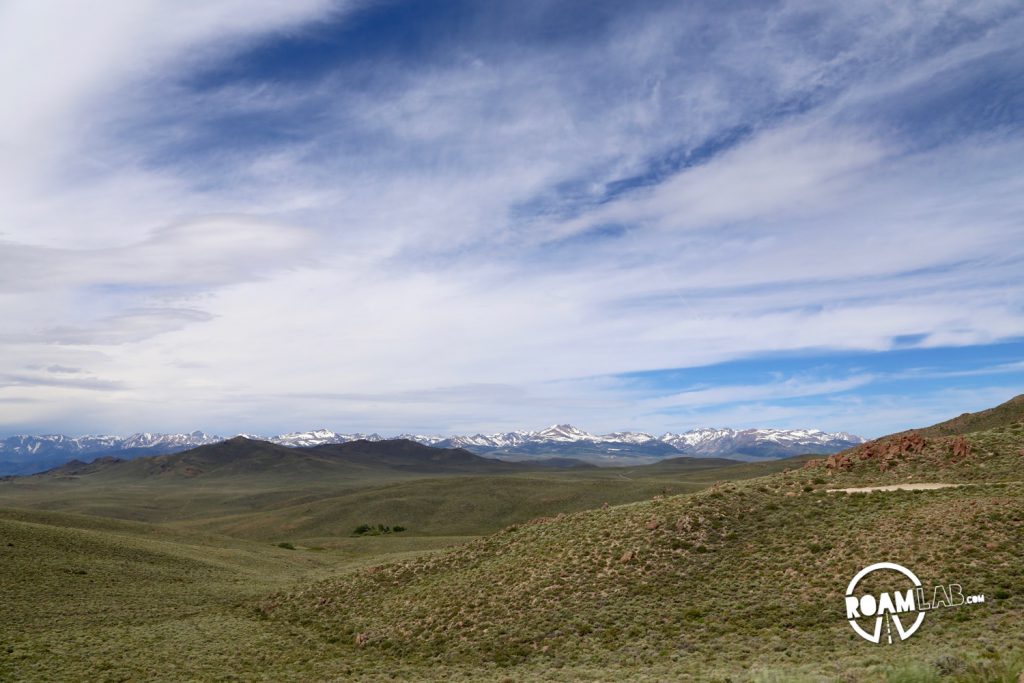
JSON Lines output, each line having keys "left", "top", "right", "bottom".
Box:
{"left": 1, "top": 0, "right": 1022, "bottom": 439}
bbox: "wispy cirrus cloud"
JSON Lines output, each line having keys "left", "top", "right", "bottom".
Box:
{"left": 0, "top": 373, "right": 123, "bottom": 392}
{"left": 641, "top": 375, "right": 878, "bottom": 412}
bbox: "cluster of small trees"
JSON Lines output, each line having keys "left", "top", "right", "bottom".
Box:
{"left": 353, "top": 523, "right": 406, "bottom": 536}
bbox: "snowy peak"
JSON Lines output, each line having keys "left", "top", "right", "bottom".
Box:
{"left": 532, "top": 424, "right": 594, "bottom": 442}
{"left": 659, "top": 427, "right": 864, "bottom": 457}
{"left": 423, "top": 424, "right": 862, "bottom": 457}
{"left": 606, "top": 431, "right": 656, "bottom": 443}
{"left": 0, "top": 431, "right": 222, "bottom": 455}
{"left": 269, "top": 430, "right": 384, "bottom": 448}
{"left": 433, "top": 431, "right": 531, "bottom": 449}
{"left": 120, "top": 431, "right": 221, "bottom": 450}
{"left": 435, "top": 425, "right": 653, "bottom": 449}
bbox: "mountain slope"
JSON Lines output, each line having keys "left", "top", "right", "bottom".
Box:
{"left": 310, "top": 439, "right": 521, "bottom": 473}
{"left": 20, "top": 437, "right": 570, "bottom": 484}
{"left": 25, "top": 436, "right": 336, "bottom": 482}
{"left": 801, "top": 416, "right": 1024, "bottom": 487}
{"left": 909, "top": 393, "right": 1024, "bottom": 438}
{"left": 797, "top": 392, "right": 1024, "bottom": 487}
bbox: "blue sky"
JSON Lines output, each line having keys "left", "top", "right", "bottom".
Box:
{"left": 0, "top": 0, "right": 1022, "bottom": 438}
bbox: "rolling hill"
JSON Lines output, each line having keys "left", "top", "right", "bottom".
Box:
{"left": 264, "top": 478, "right": 1024, "bottom": 680}
{"left": 258, "top": 408, "right": 1024, "bottom": 681}
{"left": 0, "top": 437, "right": 773, "bottom": 539}
{"left": 31, "top": 436, "right": 528, "bottom": 480}
{"left": 0, "top": 506, "right": 469, "bottom": 682}
{"left": 904, "top": 393, "right": 1024, "bottom": 438}
{"left": 308, "top": 439, "right": 525, "bottom": 473}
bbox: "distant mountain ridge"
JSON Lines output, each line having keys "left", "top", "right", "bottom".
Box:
{"left": 29, "top": 437, "right": 608, "bottom": 483}
{"left": 0, "top": 424, "right": 864, "bottom": 475}
{"left": 279, "top": 424, "right": 863, "bottom": 460}
{"left": 0, "top": 431, "right": 223, "bottom": 475}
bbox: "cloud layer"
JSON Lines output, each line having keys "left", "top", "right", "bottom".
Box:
{"left": 1, "top": 0, "right": 1022, "bottom": 437}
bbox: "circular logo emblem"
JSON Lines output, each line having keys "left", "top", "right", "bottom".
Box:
{"left": 845, "top": 562, "right": 925, "bottom": 644}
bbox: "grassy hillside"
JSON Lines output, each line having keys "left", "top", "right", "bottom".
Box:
{"left": 0, "top": 506, "right": 474, "bottom": 682}
{"left": 899, "top": 393, "right": 1024, "bottom": 438}
{"left": 174, "top": 473, "right": 708, "bottom": 541}
{"left": 262, "top": 422, "right": 1024, "bottom": 681}
{"left": 795, "top": 419, "right": 1024, "bottom": 488}
{"left": 634, "top": 453, "right": 817, "bottom": 475}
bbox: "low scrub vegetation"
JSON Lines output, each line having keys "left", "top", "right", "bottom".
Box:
{"left": 2, "top": 417, "right": 1022, "bottom": 680}
{"left": 353, "top": 523, "right": 407, "bottom": 536}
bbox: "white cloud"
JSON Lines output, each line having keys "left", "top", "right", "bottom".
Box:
{"left": 0, "top": 217, "right": 314, "bottom": 292}
{"left": 550, "top": 124, "right": 887, "bottom": 241}
{"left": 641, "top": 376, "right": 877, "bottom": 411}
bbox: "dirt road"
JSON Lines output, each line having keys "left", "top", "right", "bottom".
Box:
{"left": 828, "top": 483, "right": 961, "bottom": 493}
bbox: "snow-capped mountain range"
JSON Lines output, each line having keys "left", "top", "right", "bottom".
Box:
{"left": 0, "top": 431, "right": 224, "bottom": 475}
{"left": 410, "top": 424, "right": 863, "bottom": 460}
{"left": 0, "top": 425, "right": 864, "bottom": 475}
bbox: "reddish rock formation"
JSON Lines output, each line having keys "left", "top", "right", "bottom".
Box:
{"left": 825, "top": 452, "right": 852, "bottom": 472}
{"left": 951, "top": 435, "right": 972, "bottom": 460}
